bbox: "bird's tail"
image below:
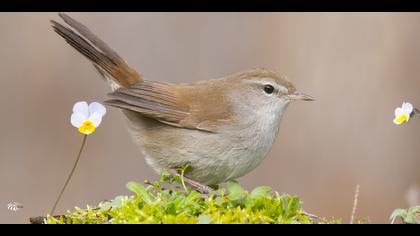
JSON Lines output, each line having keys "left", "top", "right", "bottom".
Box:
{"left": 51, "top": 13, "right": 142, "bottom": 88}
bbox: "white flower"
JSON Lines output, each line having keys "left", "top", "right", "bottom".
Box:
{"left": 70, "top": 101, "right": 106, "bottom": 135}
{"left": 393, "top": 102, "right": 414, "bottom": 125}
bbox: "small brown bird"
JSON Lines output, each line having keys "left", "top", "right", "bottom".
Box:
{"left": 51, "top": 13, "right": 314, "bottom": 193}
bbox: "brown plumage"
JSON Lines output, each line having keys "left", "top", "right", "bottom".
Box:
{"left": 106, "top": 80, "right": 235, "bottom": 132}
{"left": 51, "top": 13, "right": 237, "bottom": 132}
{"left": 51, "top": 13, "right": 142, "bottom": 87}
{"left": 51, "top": 13, "right": 314, "bottom": 186}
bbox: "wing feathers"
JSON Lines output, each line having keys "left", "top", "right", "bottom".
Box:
{"left": 105, "top": 81, "right": 191, "bottom": 126}
{"left": 104, "top": 80, "right": 234, "bottom": 132}
{"left": 52, "top": 13, "right": 234, "bottom": 132}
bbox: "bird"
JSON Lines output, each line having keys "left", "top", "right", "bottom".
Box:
{"left": 51, "top": 13, "right": 314, "bottom": 193}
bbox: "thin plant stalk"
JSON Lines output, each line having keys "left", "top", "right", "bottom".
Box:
{"left": 350, "top": 184, "right": 360, "bottom": 224}
{"left": 50, "top": 135, "right": 88, "bottom": 215}
{"left": 180, "top": 167, "right": 188, "bottom": 193}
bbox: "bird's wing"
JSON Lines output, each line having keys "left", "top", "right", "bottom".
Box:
{"left": 104, "top": 80, "right": 235, "bottom": 132}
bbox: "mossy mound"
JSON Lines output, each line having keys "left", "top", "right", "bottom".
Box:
{"left": 44, "top": 172, "right": 338, "bottom": 224}
{"left": 391, "top": 206, "right": 420, "bottom": 224}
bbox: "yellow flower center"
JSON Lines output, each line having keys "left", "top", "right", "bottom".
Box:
{"left": 394, "top": 114, "right": 408, "bottom": 124}
{"left": 78, "top": 120, "right": 96, "bottom": 134}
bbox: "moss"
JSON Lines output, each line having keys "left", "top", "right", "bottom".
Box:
{"left": 390, "top": 206, "right": 420, "bottom": 224}
{"left": 45, "top": 172, "right": 339, "bottom": 224}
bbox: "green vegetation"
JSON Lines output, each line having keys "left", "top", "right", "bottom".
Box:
{"left": 45, "top": 172, "right": 338, "bottom": 224}
{"left": 390, "top": 206, "right": 420, "bottom": 224}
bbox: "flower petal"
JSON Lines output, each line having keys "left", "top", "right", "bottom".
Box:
{"left": 73, "top": 101, "right": 89, "bottom": 117}
{"left": 71, "top": 113, "right": 87, "bottom": 128}
{"left": 393, "top": 117, "right": 401, "bottom": 125}
{"left": 89, "top": 102, "right": 106, "bottom": 117}
{"left": 394, "top": 114, "right": 408, "bottom": 125}
{"left": 88, "top": 113, "right": 103, "bottom": 127}
{"left": 78, "top": 121, "right": 96, "bottom": 135}
{"left": 395, "top": 107, "right": 404, "bottom": 117}
{"left": 402, "top": 102, "right": 414, "bottom": 115}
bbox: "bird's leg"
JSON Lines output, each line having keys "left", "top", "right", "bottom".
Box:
{"left": 169, "top": 169, "right": 217, "bottom": 195}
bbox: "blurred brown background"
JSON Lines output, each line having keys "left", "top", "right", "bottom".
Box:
{"left": 1, "top": 12, "right": 420, "bottom": 224}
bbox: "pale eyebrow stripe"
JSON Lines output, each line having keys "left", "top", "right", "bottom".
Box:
{"left": 242, "top": 79, "right": 273, "bottom": 87}
{"left": 242, "top": 79, "right": 287, "bottom": 95}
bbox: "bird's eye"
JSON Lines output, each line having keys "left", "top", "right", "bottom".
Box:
{"left": 263, "top": 85, "right": 274, "bottom": 94}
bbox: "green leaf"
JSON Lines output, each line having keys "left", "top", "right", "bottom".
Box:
{"left": 158, "top": 171, "right": 172, "bottom": 184}
{"left": 408, "top": 206, "right": 420, "bottom": 215}
{"left": 173, "top": 175, "right": 183, "bottom": 184}
{"left": 286, "top": 196, "right": 300, "bottom": 218}
{"left": 98, "top": 201, "right": 113, "bottom": 211}
{"left": 111, "top": 196, "right": 125, "bottom": 208}
{"left": 177, "top": 163, "right": 191, "bottom": 173}
{"left": 98, "top": 196, "right": 125, "bottom": 211}
{"left": 215, "top": 196, "right": 225, "bottom": 205}
{"left": 126, "top": 181, "right": 154, "bottom": 205}
{"left": 390, "top": 209, "right": 407, "bottom": 221}
{"left": 217, "top": 187, "right": 226, "bottom": 197}
{"left": 198, "top": 214, "right": 212, "bottom": 224}
{"left": 164, "top": 202, "right": 177, "bottom": 215}
{"left": 250, "top": 186, "right": 272, "bottom": 199}
{"left": 180, "top": 191, "right": 201, "bottom": 207}
{"left": 227, "top": 180, "right": 245, "bottom": 201}
{"left": 280, "top": 196, "right": 288, "bottom": 214}
{"left": 186, "top": 191, "right": 201, "bottom": 202}
{"left": 404, "top": 214, "right": 418, "bottom": 224}
{"left": 391, "top": 207, "right": 420, "bottom": 224}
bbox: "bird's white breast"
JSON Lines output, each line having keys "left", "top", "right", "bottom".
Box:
{"left": 124, "top": 96, "right": 289, "bottom": 185}
{"left": 216, "top": 99, "right": 287, "bottom": 182}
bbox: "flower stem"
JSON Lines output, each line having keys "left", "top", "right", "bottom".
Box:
{"left": 180, "top": 167, "right": 188, "bottom": 193}
{"left": 50, "top": 135, "right": 87, "bottom": 216}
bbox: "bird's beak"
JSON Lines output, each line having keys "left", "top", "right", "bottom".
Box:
{"left": 287, "top": 92, "right": 315, "bottom": 101}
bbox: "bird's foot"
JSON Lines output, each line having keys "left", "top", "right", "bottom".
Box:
{"left": 169, "top": 169, "right": 217, "bottom": 195}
